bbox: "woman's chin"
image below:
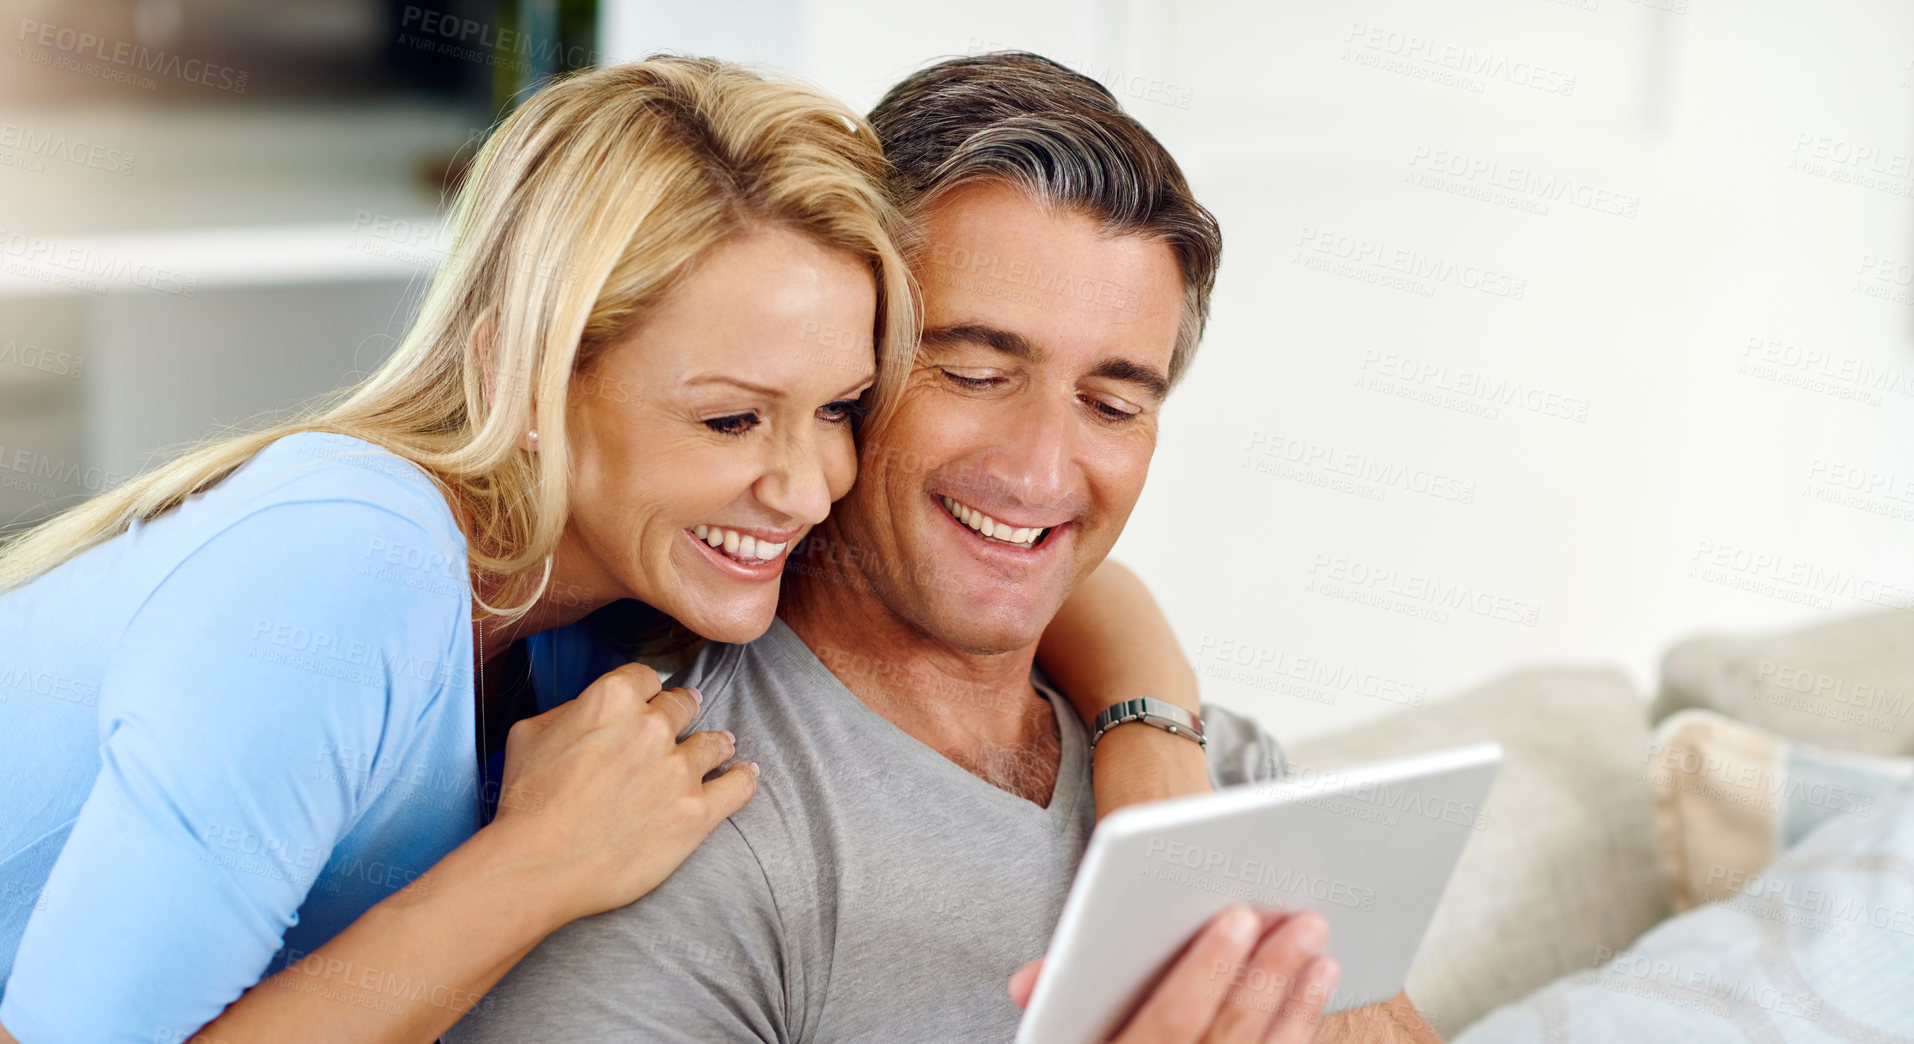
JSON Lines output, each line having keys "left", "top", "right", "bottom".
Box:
{"left": 667, "top": 591, "right": 781, "bottom": 646}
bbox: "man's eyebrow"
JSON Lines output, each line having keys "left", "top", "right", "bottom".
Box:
{"left": 920, "top": 324, "right": 1040, "bottom": 360}
{"left": 923, "top": 323, "right": 1169, "bottom": 402}
{"left": 1089, "top": 358, "right": 1170, "bottom": 403}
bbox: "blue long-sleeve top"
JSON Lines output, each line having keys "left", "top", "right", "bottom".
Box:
{"left": 0, "top": 432, "right": 481, "bottom": 1042}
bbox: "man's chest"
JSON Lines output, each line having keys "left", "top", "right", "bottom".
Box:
{"left": 789, "top": 787, "right": 1093, "bottom": 1041}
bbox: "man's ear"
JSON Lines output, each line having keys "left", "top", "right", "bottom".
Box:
{"left": 470, "top": 309, "right": 540, "bottom": 453}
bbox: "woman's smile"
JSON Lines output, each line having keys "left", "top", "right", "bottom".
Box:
{"left": 685, "top": 523, "right": 803, "bottom": 583}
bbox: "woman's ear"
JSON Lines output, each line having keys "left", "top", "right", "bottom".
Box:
{"left": 470, "top": 310, "right": 540, "bottom": 453}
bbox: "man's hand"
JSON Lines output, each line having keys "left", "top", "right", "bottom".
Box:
{"left": 1313, "top": 992, "right": 1445, "bottom": 1044}
{"left": 1010, "top": 905, "right": 1341, "bottom": 1043}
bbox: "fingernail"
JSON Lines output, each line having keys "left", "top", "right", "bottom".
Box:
{"left": 720, "top": 729, "right": 735, "bottom": 745}
{"left": 1292, "top": 914, "right": 1329, "bottom": 954}
{"left": 746, "top": 761, "right": 760, "bottom": 777}
{"left": 1222, "top": 907, "right": 1260, "bottom": 945}
{"left": 684, "top": 685, "right": 704, "bottom": 706}
{"left": 1312, "top": 957, "right": 1341, "bottom": 997}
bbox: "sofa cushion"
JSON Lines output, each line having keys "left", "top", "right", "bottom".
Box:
{"left": 1655, "top": 611, "right": 1914, "bottom": 756}
{"left": 1289, "top": 667, "right": 1667, "bottom": 1037}
{"left": 1647, "top": 709, "right": 1914, "bottom": 913}
{"left": 1454, "top": 790, "right": 1914, "bottom": 1044}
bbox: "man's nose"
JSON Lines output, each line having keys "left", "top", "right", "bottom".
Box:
{"left": 754, "top": 428, "right": 837, "bottom": 526}
{"left": 990, "top": 385, "right": 1076, "bottom": 513}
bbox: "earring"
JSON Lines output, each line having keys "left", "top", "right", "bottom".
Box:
{"left": 528, "top": 430, "right": 539, "bottom": 442}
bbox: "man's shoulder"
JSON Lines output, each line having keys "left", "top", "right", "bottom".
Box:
{"left": 667, "top": 635, "right": 751, "bottom": 719}
{"left": 666, "top": 624, "right": 849, "bottom": 877}
{"left": 446, "top": 819, "right": 794, "bottom": 1041}
{"left": 461, "top": 628, "right": 843, "bottom": 1040}
{"left": 1198, "top": 703, "right": 1289, "bottom": 786}
{"left": 668, "top": 619, "right": 861, "bottom": 744}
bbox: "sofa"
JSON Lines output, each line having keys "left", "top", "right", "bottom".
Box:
{"left": 1284, "top": 609, "right": 1914, "bottom": 1038}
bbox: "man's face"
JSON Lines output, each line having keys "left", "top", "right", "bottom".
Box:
{"left": 829, "top": 180, "right": 1186, "bottom": 653}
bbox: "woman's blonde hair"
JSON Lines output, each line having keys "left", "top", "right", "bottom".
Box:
{"left": 0, "top": 56, "right": 918, "bottom": 619}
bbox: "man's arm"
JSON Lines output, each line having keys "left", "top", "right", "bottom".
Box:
{"left": 1315, "top": 991, "right": 1445, "bottom": 1044}
{"left": 1039, "top": 559, "right": 1212, "bottom": 819}
{"left": 444, "top": 820, "right": 788, "bottom": 1043}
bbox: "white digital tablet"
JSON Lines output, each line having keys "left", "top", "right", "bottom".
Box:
{"left": 1015, "top": 742, "right": 1504, "bottom": 1044}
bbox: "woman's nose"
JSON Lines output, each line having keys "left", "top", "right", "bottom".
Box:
{"left": 754, "top": 429, "right": 838, "bottom": 526}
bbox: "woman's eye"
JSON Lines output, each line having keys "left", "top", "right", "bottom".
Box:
{"left": 941, "top": 369, "right": 1001, "bottom": 390}
{"left": 818, "top": 398, "right": 871, "bottom": 423}
{"left": 704, "top": 412, "right": 759, "bottom": 436}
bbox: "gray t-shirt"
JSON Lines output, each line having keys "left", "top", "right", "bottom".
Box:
{"left": 448, "top": 618, "right": 1285, "bottom": 1043}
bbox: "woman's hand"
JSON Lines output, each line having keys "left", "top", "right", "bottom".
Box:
{"left": 486, "top": 661, "right": 759, "bottom": 926}
{"left": 1009, "top": 906, "right": 1341, "bottom": 1044}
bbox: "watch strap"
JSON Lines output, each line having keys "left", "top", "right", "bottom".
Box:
{"left": 1089, "top": 697, "right": 1206, "bottom": 752}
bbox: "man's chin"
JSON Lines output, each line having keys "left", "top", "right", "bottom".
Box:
{"left": 916, "top": 596, "right": 1056, "bottom": 657}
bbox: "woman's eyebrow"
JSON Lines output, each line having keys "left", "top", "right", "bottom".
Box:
{"left": 834, "top": 374, "right": 877, "bottom": 399}
{"left": 684, "top": 374, "right": 785, "bottom": 396}
{"left": 685, "top": 373, "right": 874, "bottom": 400}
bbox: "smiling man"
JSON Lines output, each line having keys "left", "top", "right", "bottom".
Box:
{"left": 448, "top": 53, "right": 1354, "bottom": 1043}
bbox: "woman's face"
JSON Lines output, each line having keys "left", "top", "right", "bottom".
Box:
{"left": 561, "top": 227, "right": 878, "bottom": 643}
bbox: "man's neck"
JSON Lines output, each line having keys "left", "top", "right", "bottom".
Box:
{"left": 779, "top": 532, "right": 1062, "bottom": 806}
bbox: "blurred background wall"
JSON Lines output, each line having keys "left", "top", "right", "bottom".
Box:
{"left": 2, "top": 0, "right": 1910, "bottom": 741}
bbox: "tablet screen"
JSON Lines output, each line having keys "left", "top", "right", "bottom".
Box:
{"left": 1015, "top": 742, "right": 1503, "bottom": 1044}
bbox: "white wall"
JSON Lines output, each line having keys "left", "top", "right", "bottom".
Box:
{"left": 604, "top": 0, "right": 1914, "bottom": 741}
{"left": 0, "top": 99, "right": 471, "bottom": 530}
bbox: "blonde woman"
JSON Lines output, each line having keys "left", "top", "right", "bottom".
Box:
{"left": 0, "top": 58, "right": 1207, "bottom": 1044}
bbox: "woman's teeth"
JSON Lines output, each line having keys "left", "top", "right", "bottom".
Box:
{"left": 941, "top": 496, "right": 1047, "bottom": 549}
{"left": 693, "top": 525, "right": 787, "bottom": 564}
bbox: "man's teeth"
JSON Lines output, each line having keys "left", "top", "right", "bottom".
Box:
{"left": 693, "top": 525, "right": 787, "bottom": 563}
{"left": 940, "top": 496, "right": 1047, "bottom": 549}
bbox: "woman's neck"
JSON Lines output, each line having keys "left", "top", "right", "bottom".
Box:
{"left": 470, "top": 544, "right": 615, "bottom": 667}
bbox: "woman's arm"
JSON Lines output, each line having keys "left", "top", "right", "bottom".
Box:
{"left": 1038, "top": 559, "right": 1211, "bottom": 819}
{"left": 190, "top": 823, "right": 559, "bottom": 1042}
{"left": 192, "top": 665, "right": 754, "bottom": 1044}
{"left": 0, "top": 499, "right": 749, "bottom": 1043}
{"left": 0, "top": 505, "right": 488, "bottom": 1041}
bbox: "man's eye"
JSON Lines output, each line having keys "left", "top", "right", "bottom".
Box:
{"left": 1087, "top": 396, "right": 1141, "bottom": 422}
{"left": 819, "top": 398, "right": 871, "bottom": 423}
{"left": 941, "top": 369, "right": 1001, "bottom": 390}
{"left": 704, "top": 412, "right": 759, "bottom": 436}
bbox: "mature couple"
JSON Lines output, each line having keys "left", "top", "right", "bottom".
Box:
{"left": 0, "top": 52, "right": 1434, "bottom": 1043}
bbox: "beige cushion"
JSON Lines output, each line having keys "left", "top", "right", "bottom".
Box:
{"left": 1646, "top": 707, "right": 1914, "bottom": 913}
{"left": 1643, "top": 709, "right": 1786, "bottom": 912}
{"left": 1289, "top": 668, "right": 1667, "bottom": 1037}
{"left": 1655, "top": 610, "right": 1914, "bottom": 755}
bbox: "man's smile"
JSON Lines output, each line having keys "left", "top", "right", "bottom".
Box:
{"left": 933, "top": 492, "right": 1067, "bottom": 552}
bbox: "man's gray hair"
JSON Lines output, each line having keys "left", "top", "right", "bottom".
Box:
{"left": 869, "top": 51, "right": 1223, "bottom": 388}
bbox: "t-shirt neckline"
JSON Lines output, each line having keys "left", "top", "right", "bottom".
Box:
{"left": 754, "top": 617, "right": 1088, "bottom": 823}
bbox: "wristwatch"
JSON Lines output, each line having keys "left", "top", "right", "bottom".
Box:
{"left": 1088, "top": 697, "right": 1206, "bottom": 753}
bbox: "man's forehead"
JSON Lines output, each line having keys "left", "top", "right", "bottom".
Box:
{"left": 915, "top": 182, "right": 1126, "bottom": 266}
{"left": 911, "top": 185, "right": 1184, "bottom": 382}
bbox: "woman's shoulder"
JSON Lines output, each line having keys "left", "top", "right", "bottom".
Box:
{"left": 113, "top": 434, "right": 474, "bottom": 720}
{"left": 228, "top": 432, "right": 460, "bottom": 540}
{"left": 13, "top": 434, "right": 466, "bottom": 636}
{"left": 115, "top": 432, "right": 471, "bottom": 647}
